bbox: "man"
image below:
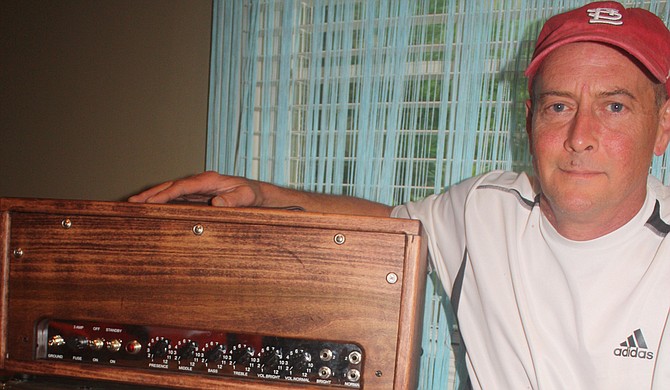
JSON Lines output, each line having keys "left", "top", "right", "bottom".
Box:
{"left": 130, "top": 2, "right": 670, "bottom": 388}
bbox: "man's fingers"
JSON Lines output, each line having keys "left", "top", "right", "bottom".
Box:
{"left": 128, "top": 172, "right": 261, "bottom": 207}
{"left": 128, "top": 181, "right": 174, "bottom": 203}
{"left": 144, "top": 178, "right": 206, "bottom": 204}
{"left": 210, "top": 185, "right": 257, "bottom": 207}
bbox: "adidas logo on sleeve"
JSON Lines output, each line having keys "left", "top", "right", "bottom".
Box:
{"left": 613, "top": 329, "right": 654, "bottom": 360}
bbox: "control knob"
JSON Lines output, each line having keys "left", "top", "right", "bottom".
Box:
{"left": 204, "top": 343, "right": 226, "bottom": 364}
{"left": 177, "top": 340, "right": 198, "bottom": 361}
{"left": 287, "top": 349, "right": 313, "bottom": 375}
{"left": 231, "top": 344, "right": 254, "bottom": 366}
{"left": 150, "top": 338, "right": 170, "bottom": 358}
{"left": 259, "top": 347, "right": 282, "bottom": 372}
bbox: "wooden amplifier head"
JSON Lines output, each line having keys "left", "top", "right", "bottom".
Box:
{"left": 0, "top": 198, "right": 426, "bottom": 389}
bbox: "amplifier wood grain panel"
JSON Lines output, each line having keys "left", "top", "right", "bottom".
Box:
{"left": 0, "top": 198, "right": 426, "bottom": 389}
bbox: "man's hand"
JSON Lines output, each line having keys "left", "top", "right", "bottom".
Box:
{"left": 129, "top": 171, "right": 394, "bottom": 217}
{"left": 128, "top": 171, "right": 264, "bottom": 207}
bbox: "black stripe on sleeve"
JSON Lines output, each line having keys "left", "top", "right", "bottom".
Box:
{"left": 645, "top": 200, "right": 670, "bottom": 237}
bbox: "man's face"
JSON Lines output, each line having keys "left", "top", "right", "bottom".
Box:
{"left": 526, "top": 42, "right": 670, "bottom": 239}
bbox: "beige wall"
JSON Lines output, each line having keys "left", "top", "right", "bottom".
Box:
{"left": 0, "top": 0, "right": 212, "bottom": 201}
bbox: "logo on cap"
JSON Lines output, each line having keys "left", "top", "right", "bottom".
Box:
{"left": 587, "top": 8, "right": 623, "bottom": 25}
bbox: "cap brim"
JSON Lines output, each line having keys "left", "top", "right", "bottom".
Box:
{"left": 525, "top": 34, "right": 666, "bottom": 85}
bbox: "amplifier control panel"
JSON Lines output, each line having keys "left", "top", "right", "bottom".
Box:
{"left": 36, "top": 319, "right": 364, "bottom": 388}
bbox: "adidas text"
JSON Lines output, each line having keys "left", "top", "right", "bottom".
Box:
{"left": 613, "top": 347, "right": 654, "bottom": 359}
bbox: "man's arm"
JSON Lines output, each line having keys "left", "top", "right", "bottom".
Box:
{"left": 128, "top": 171, "right": 394, "bottom": 217}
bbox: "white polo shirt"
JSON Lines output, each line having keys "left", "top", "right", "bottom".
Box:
{"left": 392, "top": 170, "right": 670, "bottom": 389}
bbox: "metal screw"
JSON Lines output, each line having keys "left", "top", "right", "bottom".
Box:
{"left": 333, "top": 233, "right": 346, "bottom": 245}
{"left": 386, "top": 272, "right": 398, "bottom": 284}
{"left": 375, "top": 370, "right": 383, "bottom": 377}
{"left": 12, "top": 248, "right": 23, "bottom": 259}
{"left": 61, "top": 219, "right": 72, "bottom": 229}
{"left": 192, "top": 224, "right": 205, "bottom": 236}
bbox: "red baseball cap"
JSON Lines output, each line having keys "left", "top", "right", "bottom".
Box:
{"left": 525, "top": 1, "right": 670, "bottom": 96}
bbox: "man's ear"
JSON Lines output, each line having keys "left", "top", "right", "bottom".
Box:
{"left": 525, "top": 98, "right": 534, "bottom": 155}
{"left": 654, "top": 98, "right": 670, "bottom": 156}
